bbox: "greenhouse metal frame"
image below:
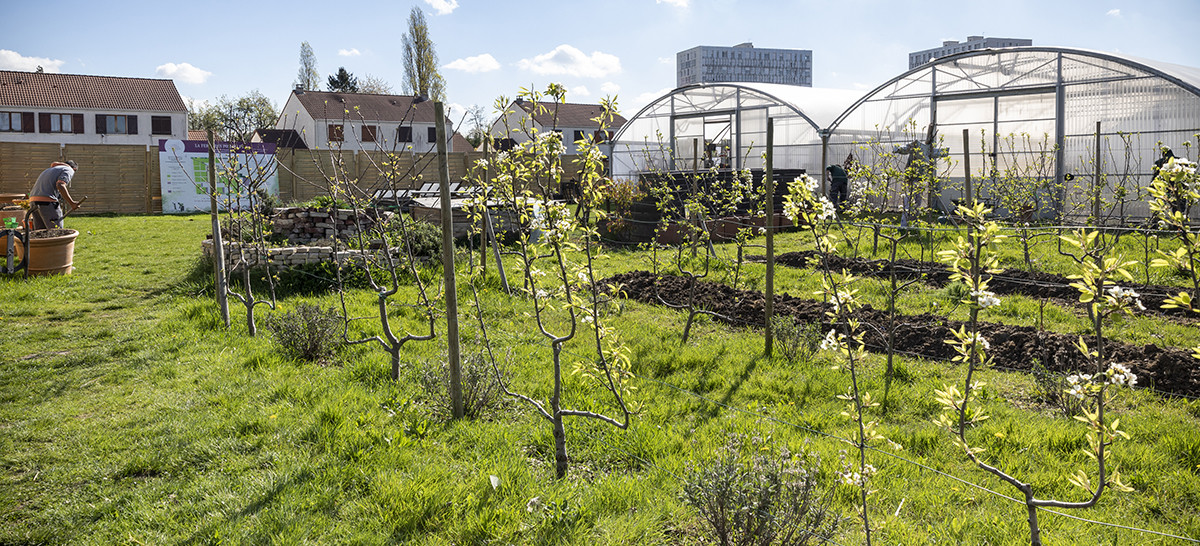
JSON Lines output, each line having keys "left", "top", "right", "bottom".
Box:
{"left": 611, "top": 47, "right": 1200, "bottom": 223}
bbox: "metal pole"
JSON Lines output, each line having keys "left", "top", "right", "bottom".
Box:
{"left": 963, "top": 129, "right": 973, "bottom": 209}
{"left": 207, "top": 129, "right": 229, "bottom": 327}
{"left": 435, "top": 102, "right": 463, "bottom": 420}
{"left": 764, "top": 118, "right": 775, "bottom": 356}
{"left": 820, "top": 130, "right": 829, "bottom": 197}
{"left": 1093, "top": 121, "right": 1102, "bottom": 226}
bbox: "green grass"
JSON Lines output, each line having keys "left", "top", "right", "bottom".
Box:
{"left": 1, "top": 215, "right": 1198, "bottom": 544}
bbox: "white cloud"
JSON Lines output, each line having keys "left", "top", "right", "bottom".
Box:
{"left": 517, "top": 45, "right": 621, "bottom": 78}
{"left": 0, "top": 50, "right": 65, "bottom": 72}
{"left": 657, "top": 0, "right": 689, "bottom": 7}
{"left": 444, "top": 53, "right": 501, "bottom": 73}
{"left": 601, "top": 82, "right": 621, "bottom": 95}
{"left": 631, "top": 87, "right": 671, "bottom": 111}
{"left": 156, "top": 62, "right": 212, "bottom": 84}
{"left": 425, "top": 0, "right": 458, "bottom": 14}
{"left": 658, "top": 57, "right": 673, "bottom": 65}
{"left": 338, "top": 48, "right": 361, "bottom": 57}
{"left": 1106, "top": 8, "right": 1121, "bottom": 16}
{"left": 572, "top": 86, "right": 591, "bottom": 98}
{"left": 445, "top": 102, "right": 467, "bottom": 122}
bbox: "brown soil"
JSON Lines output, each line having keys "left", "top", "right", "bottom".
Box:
{"left": 777, "top": 251, "right": 1198, "bottom": 319}
{"left": 28, "top": 229, "right": 76, "bottom": 239}
{"left": 602, "top": 270, "right": 1200, "bottom": 398}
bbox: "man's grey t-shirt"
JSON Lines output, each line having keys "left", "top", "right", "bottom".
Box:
{"left": 30, "top": 165, "right": 74, "bottom": 201}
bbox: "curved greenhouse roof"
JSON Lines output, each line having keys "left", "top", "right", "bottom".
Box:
{"left": 610, "top": 83, "right": 863, "bottom": 179}
{"left": 611, "top": 47, "right": 1200, "bottom": 223}
{"left": 825, "top": 46, "right": 1200, "bottom": 221}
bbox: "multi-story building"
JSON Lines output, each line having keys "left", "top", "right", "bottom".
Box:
{"left": 677, "top": 43, "right": 812, "bottom": 87}
{"left": 908, "top": 36, "right": 1033, "bottom": 69}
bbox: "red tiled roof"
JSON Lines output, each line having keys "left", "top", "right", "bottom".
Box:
{"left": 187, "top": 130, "right": 208, "bottom": 140}
{"left": 291, "top": 90, "right": 444, "bottom": 123}
{"left": 451, "top": 131, "right": 473, "bottom": 151}
{"left": 513, "top": 100, "right": 627, "bottom": 130}
{"left": 0, "top": 70, "right": 186, "bottom": 112}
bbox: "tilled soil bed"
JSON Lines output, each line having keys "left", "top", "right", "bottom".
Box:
{"left": 602, "top": 270, "right": 1200, "bottom": 398}
{"left": 777, "top": 251, "right": 1199, "bottom": 319}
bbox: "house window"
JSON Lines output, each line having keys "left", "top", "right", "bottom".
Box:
{"left": 397, "top": 126, "right": 412, "bottom": 143}
{"left": 151, "top": 116, "right": 172, "bottom": 135}
{"left": 594, "top": 130, "right": 612, "bottom": 143}
{"left": 1, "top": 111, "right": 33, "bottom": 132}
{"left": 96, "top": 114, "right": 137, "bottom": 135}
{"left": 327, "top": 124, "right": 344, "bottom": 142}
{"left": 427, "top": 127, "right": 437, "bottom": 144}
{"left": 38, "top": 113, "right": 76, "bottom": 133}
{"left": 362, "top": 125, "right": 378, "bottom": 143}
{"left": 573, "top": 130, "right": 586, "bottom": 142}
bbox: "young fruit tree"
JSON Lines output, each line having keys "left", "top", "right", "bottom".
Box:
{"left": 467, "top": 85, "right": 634, "bottom": 479}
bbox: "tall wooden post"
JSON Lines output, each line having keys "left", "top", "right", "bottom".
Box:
{"left": 764, "top": 118, "right": 775, "bottom": 356}
{"left": 435, "top": 102, "right": 464, "bottom": 420}
{"left": 207, "top": 129, "right": 229, "bottom": 327}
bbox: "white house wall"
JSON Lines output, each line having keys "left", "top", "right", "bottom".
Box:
{"left": 0, "top": 108, "right": 187, "bottom": 147}
{"left": 277, "top": 93, "right": 450, "bottom": 152}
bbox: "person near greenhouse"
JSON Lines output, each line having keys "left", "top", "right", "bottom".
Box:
{"left": 826, "top": 163, "right": 849, "bottom": 210}
{"left": 27, "top": 160, "right": 81, "bottom": 230}
{"left": 1153, "top": 147, "right": 1186, "bottom": 215}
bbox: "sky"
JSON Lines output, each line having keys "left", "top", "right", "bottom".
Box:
{"left": 2, "top": 0, "right": 1198, "bottom": 131}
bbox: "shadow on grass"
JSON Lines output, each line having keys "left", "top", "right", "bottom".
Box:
{"left": 179, "top": 469, "right": 314, "bottom": 546}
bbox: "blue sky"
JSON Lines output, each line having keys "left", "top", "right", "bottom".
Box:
{"left": 2, "top": 0, "right": 1197, "bottom": 129}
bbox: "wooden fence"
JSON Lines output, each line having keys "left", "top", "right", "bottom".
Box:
{"left": 1, "top": 142, "right": 590, "bottom": 214}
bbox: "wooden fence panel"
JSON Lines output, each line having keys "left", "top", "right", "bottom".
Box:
{"left": 0, "top": 142, "right": 65, "bottom": 196}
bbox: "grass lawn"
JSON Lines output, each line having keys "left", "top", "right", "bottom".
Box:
{"left": 1, "top": 214, "right": 1198, "bottom": 544}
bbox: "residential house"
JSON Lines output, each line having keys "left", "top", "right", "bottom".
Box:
{"left": 275, "top": 88, "right": 458, "bottom": 153}
{"left": 0, "top": 70, "right": 188, "bottom": 146}
{"left": 488, "top": 98, "right": 627, "bottom": 156}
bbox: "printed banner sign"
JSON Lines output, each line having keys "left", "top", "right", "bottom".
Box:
{"left": 158, "top": 139, "right": 279, "bottom": 213}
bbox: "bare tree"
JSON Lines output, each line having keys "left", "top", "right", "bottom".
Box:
{"left": 401, "top": 6, "right": 447, "bottom": 101}
{"left": 359, "top": 74, "right": 393, "bottom": 94}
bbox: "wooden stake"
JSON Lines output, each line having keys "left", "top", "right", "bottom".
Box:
{"left": 435, "top": 102, "right": 464, "bottom": 420}
{"left": 765, "top": 118, "right": 775, "bottom": 356}
{"left": 207, "top": 129, "right": 229, "bottom": 328}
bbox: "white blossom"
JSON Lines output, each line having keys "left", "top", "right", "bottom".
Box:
{"left": 1065, "top": 374, "right": 1087, "bottom": 400}
{"left": 820, "top": 329, "right": 841, "bottom": 352}
{"left": 816, "top": 197, "right": 838, "bottom": 220}
{"left": 971, "top": 289, "right": 1001, "bottom": 309}
{"left": 1106, "top": 285, "right": 1146, "bottom": 311}
{"left": 1107, "top": 363, "right": 1138, "bottom": 387}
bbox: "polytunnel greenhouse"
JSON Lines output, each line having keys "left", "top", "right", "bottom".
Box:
{"left": 610, "top": 47, "right": 1200, "bottom": 223}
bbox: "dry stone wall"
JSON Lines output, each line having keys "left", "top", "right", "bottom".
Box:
{"left": 270, "top": 207, "right": 392, "bottom": 244}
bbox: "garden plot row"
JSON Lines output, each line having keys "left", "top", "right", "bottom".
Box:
{"left": 602, "top": 271, "right": 1200, "bottom": 397}
{"left": 777, "top": 250, "right": 1197, "bottom": 319}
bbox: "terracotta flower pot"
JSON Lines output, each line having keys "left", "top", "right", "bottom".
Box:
{"left": 25, "top": 229, "right": 77, "bottom": 276}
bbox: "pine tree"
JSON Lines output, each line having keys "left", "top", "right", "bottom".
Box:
{"left": 327, "top": 67, "right": 359, "bottom": 93}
